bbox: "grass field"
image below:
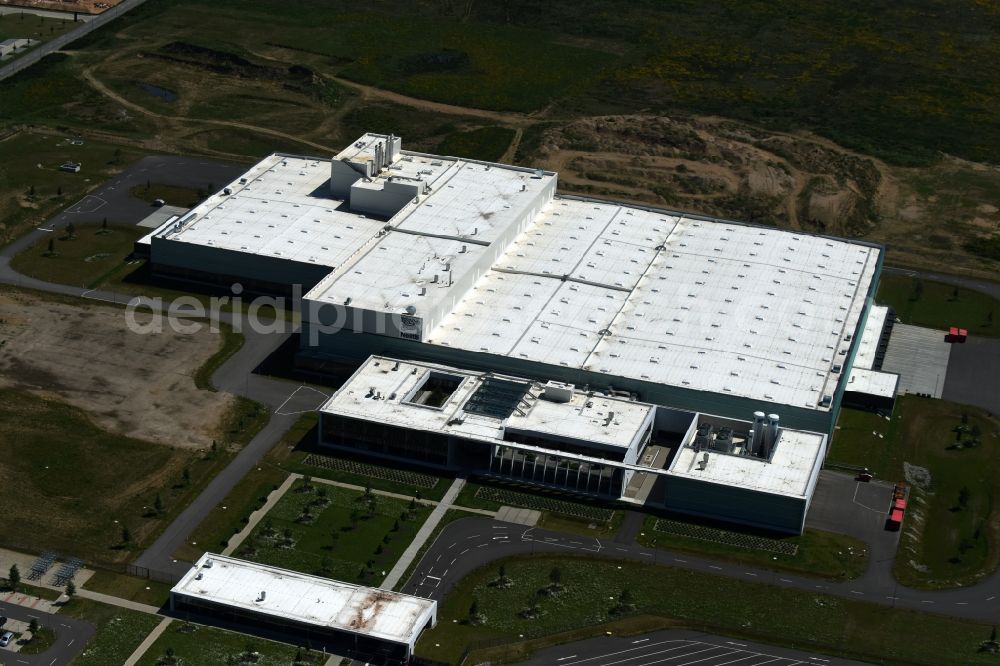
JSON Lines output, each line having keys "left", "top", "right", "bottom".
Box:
{"left": 0, "top": 389, "right": 235, "bottom": 565}
{"left": 415, "top": 555, "right": 1000, "bottom": 665}
{"left": 83, "top": 569, "right": 174, "bottom": 608}
{"left": 62, "top": 597, "right": 163, "bottom": 666}
{"left": 830, "top": 395, "right": 1000, "bottom": 588}
{"left": 287, "top": 429, "right": 452, "bottom": 501}
{"left": 437, "top": 126, "right": 516, "bottom": 161}
{"left": 127, "top": 183, "right": 205, "bottom": 207}
{"left": 234, "top": 480, "right": 431, "bottom": 585}
{"left": 638, "top": 516, "right": 868, "bottom": 581}
{"left": 877, "top": 274, "right": 1000, "bottom": 335}
{"left": 176, "top": 413, "right": 316, "bottom": 562}
{"left": 0, "top": 14, "right": 77, "bottom": 62}
{"left": 135, "top": 621, "right": 308, "bottom": 666}
{"left": 0, "top": 132, "right": 148, "bottom": 247}
{"left": 10, "top": 223, "right": 146, "bottom": 288}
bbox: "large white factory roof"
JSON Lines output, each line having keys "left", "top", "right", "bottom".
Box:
{"left": 852, "top": 305, "right": 889, "bottom": 370}
{"left": 321, "top": 356, "right": 654, "bottom": 452}
{"left": 153, "top": 154, "right": 386, "bottom": 268}
{"left": 172, "top": 554, "right": 436, "bottom": 647}
{"left": 667, "top": 424, "right": 827, "bottom": 499}
{"left": 427, "top": 198, "right": 880, "bottom": 411}
{"left": 151, "top": 134, "right": 881, "bottom": 413}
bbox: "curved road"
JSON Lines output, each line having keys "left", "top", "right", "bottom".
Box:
{"left": 399, "top": 516, "right": 1000, "bottom": 625}
{"left": 0, "top": 600, "right": 95, "bottom": 666}
{"left": 6, "top": 165, "right": 1000, "bottom": 617}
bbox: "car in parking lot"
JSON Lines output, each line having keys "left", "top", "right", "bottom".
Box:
{"left": 0, "top": 630, "right": 14, "bottom": 647}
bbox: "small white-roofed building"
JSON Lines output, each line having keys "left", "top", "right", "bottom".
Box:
{"left": 170, "top": 553, "right": 436, "bottom": 662}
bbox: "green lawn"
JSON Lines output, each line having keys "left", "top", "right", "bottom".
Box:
{"left": 0, "top": 389, "right": 232, "bottom": 566}
{"left": 177, "top": 412, "right": 314, "bottom": 561}
{"left": 876, "top": 274, "right": 1000, "bottom": 336}
{"left": 831, "top": 395, "right": 1000, "bottom": 588}
{"left": 287, "top": 439, "right": 451, "bottom": 501}
{"left": 234, "top": 480, "right": 431, "bottom": 585}
{"left": 456, "top": 479, "right": 617, "bottom": 523}
{"left": 0, "top": 14, "right": 78, "bottom": 62}
{"left": 127, "top": 183, "right": 206, "bottom": 207}
{"left": 415, "top": 555, "right": 1000, "bottom": 666}
{"left": 18, "top": 626, "right": 55, "bottom": 655}
{"left": 0, "top": 132, "right": 148, "bottom": 247}
{"left": 135, "top": 622, "right": 311, "bottom": 666}
{"left": 82, "top": 570, "right": 174, "bottom": 608}
{"left": 10, "top": 223, "right": 147, "bottom": 289}
{"left": 638, "top": 516, "right": 868, "bottom": 581}
{"left": 62, "top": 597, "right": 163, "bottom": 666}
{"left": 437, "top": 126, "right": 516, "bottom": 161}
{"left": 392, "top": 509, "right": 469, "bottom": 592}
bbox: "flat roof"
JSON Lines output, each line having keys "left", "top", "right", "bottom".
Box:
{"left": 172, "top": 554, "right": 436, "bottom": 646}
{"left": 667, "top": 423, "right": 826, "bottom": 499}
{"left": 154, "top": 154, "right": 387, "bottom": 268}
{"left": 428, "top": 198, "right": 880, "bottom": 410}
{"left": 846, "top": 367, "right": 899, "bottom": 399}
{"left": 320, "top": 356, "right": 653, "bottom": 451}
{"left": 853, "top": 305, "right": 889, "bottom": 370}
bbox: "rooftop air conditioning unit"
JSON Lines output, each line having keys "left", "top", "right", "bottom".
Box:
{"left": 542, "top": 381, "right": 574, "bottom": 403}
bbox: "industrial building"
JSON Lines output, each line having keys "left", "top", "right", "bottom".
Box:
{"left": 319, "top": 355, "right": 827, "bottom": 533}
{"left": 141, "top": 132, "right": 890, "bottom": 533}
{"left": 170, "top": 554, "right": 437, "bottom": 662}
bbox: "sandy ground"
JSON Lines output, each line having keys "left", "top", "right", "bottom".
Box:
{"left": 0, "top": 292, "right": 231, "bottom": 448}
{"left": 0, "top": 0, "right": 123, "bottom": 15}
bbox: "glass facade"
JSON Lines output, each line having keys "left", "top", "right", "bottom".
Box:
{"left": 321, "top": 414, "right": 450, "bottom": 466}
{"left": 489, "top": 444, "right": 625, "bottom": 496}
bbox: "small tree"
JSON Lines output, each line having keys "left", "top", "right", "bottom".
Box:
{"left": 154, "top": 493, "right": 165, "bottom": 515}
{"left": 101, "top": 217, "right": 109, "bottom": 232}
{"left": 364, "top": 481, "right": 372, "bottom": 497}
{"left": 66, "top": 580, "right": 76, "bottom": 598}
{"left": 959, "top": 486, "right": 971, "bottom": 511}
{"left": 8, "top": 563, "right": 20, "bottom": 591}
{"left": 952, "top": 286, "right": 960, "bottom": 301}
{"left": 182, "top": 466, "right": 191, "bottom": 486}
{"left": 392, "top": 519, "right": 400, "bottom": 532}
{"left": 121, "top": 524, "right": 132, "bottom": 545}
{"left": 57, "top": 185, "right": 63, "bottom": 196}
{"left": 66, "top": 222, "right": 76, "bottom": 238}
{"left": 913, "top": 279, "right": 924, "bottom": 301}
{"left": 46, "top": 238, "right": 55, "bottom": 255}
{"left": 316, "top": 486, "right": 328, "bottom": 501}
{"left": 29, "top": 618, "right": 39, "bottom": 636}
{"left": 549, "top": 566, "right": 562, "bottom": 587}
{"left": 302, "top": 475, "right": 313, "bottom": 491}
{"left": 350, "top": 508, "right": 361, "bottom": 530}
{"left": 28, "top": 184, "right": 35, "bottom": 197}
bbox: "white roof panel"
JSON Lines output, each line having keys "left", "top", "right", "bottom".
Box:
{"left": 173, "top": 554, "right": 436, "bottom": 646}
{"left": 668, "top": 425, "right": 826, "bottom": 498}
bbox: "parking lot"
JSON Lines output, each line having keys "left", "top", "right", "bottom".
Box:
{"left": 518, "top": 631, "right": 867, "bottom": 666}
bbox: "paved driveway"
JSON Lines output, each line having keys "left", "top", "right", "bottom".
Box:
{"left": 0, "top": 600, "right": 94, "bottom": 666}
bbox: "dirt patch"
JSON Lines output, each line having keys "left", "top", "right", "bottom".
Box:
{"left": 0, "top": 293, "right": 231, "bottom": 448}
{"left": 0, "top": 0, "right": 123, "bottom": 14}
{"left": 531, "top": 115, "right": 877, "bottom": 233}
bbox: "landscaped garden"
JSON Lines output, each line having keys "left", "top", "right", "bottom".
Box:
{"left": 415, "top": 555, "right": 1000, "bottom": 666}
{"left": 235, "top": 479, "right": 431, "bottom": 584}
{"left": 136, "top": 622, "right": 312, "bottom": 666}
{"left": 638, "top": 516, "right": 868, "bottom": 581}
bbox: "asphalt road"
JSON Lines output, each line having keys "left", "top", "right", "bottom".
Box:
{"left": 514, "top": 630, "right": 869, "bottom": 666}
{"left": 0, "top": 600, "right": 94, "bottom": 666}
{"left": 0, "top": 155, "right": 308, "bottom": 581}
{"left": 0, "top": 0, "right": 149, "bottom": 82}
{"left": 8, "top": 158, "right": 1000, "bottom": 616}
{"left": 399, "top": 514, "right": 1000, "bottom": 624}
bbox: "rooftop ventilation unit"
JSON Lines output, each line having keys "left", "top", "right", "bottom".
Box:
{"left": 541, "top": 381, "right": 574, "bottom": 403}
